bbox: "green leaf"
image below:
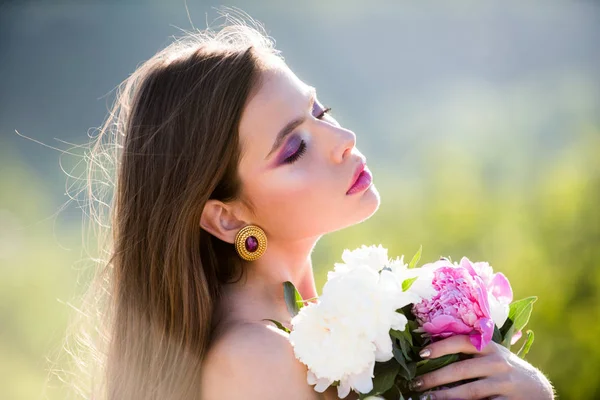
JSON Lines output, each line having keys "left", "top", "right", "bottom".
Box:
{"left": 402, "top": 327, "right": 414, "bottom": 347}
{"left": 501, "top": 296, "right": 537, "bottom": 348}
{"left": 406, "top": 319, "right": 420, "bottom": 332}
{"left": 262, "top": 319, "right": 290, "bottom": 334}
{"left": 492, "top": 325, "right": 503, "bottom": 345}
{"left": 511, "top": 297, "right": 537, "bottom": 332}
{"left": 399, "top": 337, "right": 413, "bottom": 362}
{"left": 283, "top": 281, "right": 304, "bottom": 318}
{"left": 393, "top": 343, "right": 417, "bottom": 381}
{"left": 370, "top": 360, "right": 400, "bottom": 396}
{"left": 381, "top": 383, "right": 402, "bottom": 399}
{"left": 402, "top": 277, "right": 418, "bottom": 292}
{"left": 302, "top": 296, "right": 319, "bottom": 303}
{"left": 415, "top": 353, "right": 460, "bottom": 376}
{"left": 499, "top": 318, "right": 513, "bottom": 341}
{"left": 389, "top": 329, "right": 403, "bottom": 341}
{"left": 408, "top": 245, "right": 423, "bottom": 269}
{"left": 390, "top": 328, "right": 414, "bottom": 361}
{"left": 517, "top": 330, "right": 535, "bottom": 359}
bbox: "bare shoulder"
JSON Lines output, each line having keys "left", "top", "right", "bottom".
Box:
{"left": 200, "top": 321, "right": 321, "bottom": 400}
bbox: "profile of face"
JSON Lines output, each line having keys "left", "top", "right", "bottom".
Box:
{"left": 233, "top": 57, "right": 380, "bottom": 243}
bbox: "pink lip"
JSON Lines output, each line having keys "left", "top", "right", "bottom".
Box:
{"left": 346, "top": 161, "right": 373, "bottom": 195}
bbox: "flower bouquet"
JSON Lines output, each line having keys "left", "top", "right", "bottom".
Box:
{"left": 267, "top": 245, "right": 537, "bottom": 399}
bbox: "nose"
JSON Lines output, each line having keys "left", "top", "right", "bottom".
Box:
{"left": 330, "top": 126, "right": 356, "bottom": 164}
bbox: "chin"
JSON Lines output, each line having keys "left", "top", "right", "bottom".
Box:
{"left": 317, "top": 185, "right": 381, "bottom": 236}
{"left": 348, "top": 184, "right": 381, "bottom": 226}
{"left": 362, "top": 184, "right": 381, "bottom": 215}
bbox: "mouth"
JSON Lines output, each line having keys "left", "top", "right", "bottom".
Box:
{"left": 346, "top": 160, "right": 373, "bottom": 195}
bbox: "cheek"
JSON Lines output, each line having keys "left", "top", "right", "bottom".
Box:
{"left": 249, "top": 167, "right": 343, "bottom": 237}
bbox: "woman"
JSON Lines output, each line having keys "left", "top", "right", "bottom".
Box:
{"left": 70, "top": 13, "right": 554, "bottom": 400}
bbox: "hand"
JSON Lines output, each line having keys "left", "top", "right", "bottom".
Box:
{"left": 407, "top": 335, "right": 554, "bottom": 400}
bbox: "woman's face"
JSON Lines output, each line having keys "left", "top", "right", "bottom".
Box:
{"left": 236, "top": 59, "right": 380, "bottom": 242}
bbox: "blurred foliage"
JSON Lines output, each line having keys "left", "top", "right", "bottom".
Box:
{"left": 0, "top": 148, "right": 84, "bottom": 400}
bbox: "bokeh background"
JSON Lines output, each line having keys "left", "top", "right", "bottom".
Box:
{"left": 1, "top": 1, "right": 599, "bottom": 399}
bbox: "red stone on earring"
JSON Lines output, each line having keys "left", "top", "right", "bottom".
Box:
{"left": 245, "top": 236, "right": 258, "bottom": 252}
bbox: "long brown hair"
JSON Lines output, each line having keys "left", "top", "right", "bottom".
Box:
{"left": 52, "top": 12, "right": 280, "bottom": 400}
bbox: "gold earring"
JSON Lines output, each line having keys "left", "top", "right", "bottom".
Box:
{"left": 235, "top": 225, "right": 267, "bottom": 261}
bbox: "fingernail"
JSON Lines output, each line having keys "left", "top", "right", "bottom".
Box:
{"left": 419, "top": 348, "right": 431, "bottom": 358}
{"left": 408, "top": 378, "right": 423, "bottom": 391}
{"left": 420, "top": 394, "right": 435, "bottom": 400}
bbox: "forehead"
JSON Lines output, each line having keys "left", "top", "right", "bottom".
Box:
{"left": 238, "top": 62, "right": 312, "bottom": 162}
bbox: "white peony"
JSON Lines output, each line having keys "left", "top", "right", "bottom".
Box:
{"left": 388, "top": 256, "right": 437, "bottom": 302}
{"left": 328, "top": 244, "right": 390, "bottom": 283}
{"left": 290, "top": 301, "right": 377, "bottom": 395}
{"left": 290, "top": 245, "right": 437, "bottom": 398}
{"left": 339, "top": 244, "right": 389, "bottom": 273}
{"left": 291, "top": 262, "right": 416, "bottom": 397}
{"left": 321, "top": 265, "right": 411, "bottom": 361}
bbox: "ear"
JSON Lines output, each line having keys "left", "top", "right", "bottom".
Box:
{"left": 200, "top": 199, "right": 247, "bottom": 244}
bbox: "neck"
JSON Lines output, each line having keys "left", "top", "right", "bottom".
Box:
{"left": 218, "top": 236, "right": 320, "bottom": 326}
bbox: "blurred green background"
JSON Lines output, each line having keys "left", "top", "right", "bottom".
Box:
{"left": 1, "top": 1, "right": 599, "bottom": 399}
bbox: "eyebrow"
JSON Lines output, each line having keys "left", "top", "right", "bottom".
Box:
{"left": 265, "top": 87, "right": 316, "bottom": 160}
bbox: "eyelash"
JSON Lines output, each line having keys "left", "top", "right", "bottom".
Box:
{"left": 283, "top": 106, "right": 332, "bottom": 164}
{"left": 283, "top": 140, "right": 307, "bottom": 164}
{"left": 316, "top": 107, "right": 332, "bottom": 120}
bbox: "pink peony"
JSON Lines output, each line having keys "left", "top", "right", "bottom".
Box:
{"left": 460, "top": 257, "right": 513, "bottom": 304}
{"left": 460, "top": 257, "right": 514, "bottom": 328}
{"left": 412, "top": 261, "right": 495, "bottom": 351}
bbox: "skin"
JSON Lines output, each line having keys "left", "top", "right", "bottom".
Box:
{"left": 409, "top": 335, "right": 555, "bottom": 400}
{"left": 198, "top": 58, "right": 554, "bottom": 400}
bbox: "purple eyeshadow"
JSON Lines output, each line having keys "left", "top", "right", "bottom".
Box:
{"left": 280, "top": 135, "right": 302, "bottom": 161}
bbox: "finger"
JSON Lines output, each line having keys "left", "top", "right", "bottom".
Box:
{"left": 419, "top": 335, "right": 496, "bottom": 359}
{"left": 409, "top": 355, "right": 509, "bottom": 392}
{"left": 427, "top": 378, "right": 500, "bottom": 400}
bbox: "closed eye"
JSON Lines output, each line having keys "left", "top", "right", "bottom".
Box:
{"left": 316, "top": 107, "right": 332, "bottom": 120}
{"left": 282, "top": 139, "right": 307, "bottom": 164}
